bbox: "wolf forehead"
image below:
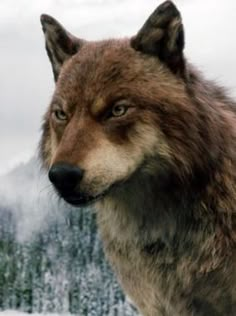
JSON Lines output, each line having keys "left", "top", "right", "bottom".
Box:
{"left": 57, "top": 41, "right": 140, "bottom": 92}
{"left": 54, "top": 40, "right": 171, "bottom": 104}
{"left": 41, "top": 0, "right": 185, "bottom": 100}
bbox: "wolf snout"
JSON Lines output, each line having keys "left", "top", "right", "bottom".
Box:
{"left": 48, "top": 162, "right": 84, "bottom": 194}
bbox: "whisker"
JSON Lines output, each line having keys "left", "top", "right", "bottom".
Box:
{"left": 39, "top": 184, "right": 52, "bottom": 195}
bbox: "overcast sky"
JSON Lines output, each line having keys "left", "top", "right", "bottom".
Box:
{"left": 0, "top": 0, "right": 236, "bottom": 175}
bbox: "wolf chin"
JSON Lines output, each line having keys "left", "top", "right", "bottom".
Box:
{"left": 40, "top": 1, "right": 236, "bottom": 315}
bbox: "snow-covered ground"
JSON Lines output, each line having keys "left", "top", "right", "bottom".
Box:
{"left": 0, "top": 313, "right": 73, "bottom": 316}
{"left": 0, "top": 313, "right": 70, "bottom": 316}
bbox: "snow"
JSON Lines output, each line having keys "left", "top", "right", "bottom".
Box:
{"left": 0, "top": 159, "right": 138, "bottom": 315}
{"left": 0, "top": 312, "right": 71, "bottom": 316}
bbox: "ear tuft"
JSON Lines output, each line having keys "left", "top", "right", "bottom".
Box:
{"left": 40, "top": 14, "right": 83, "bottom": 81}
{"left": 131, "top": 1, "right": 185, "bottom": 76}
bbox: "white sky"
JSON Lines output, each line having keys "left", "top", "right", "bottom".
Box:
{"left": 0, "top": 0, "right": 236, "bottom": 175}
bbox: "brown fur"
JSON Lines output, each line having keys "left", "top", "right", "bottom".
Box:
{"left": 40, "top": 2, "right": 236, "bottom": 315}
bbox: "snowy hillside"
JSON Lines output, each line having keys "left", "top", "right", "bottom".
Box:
{"left": 0, "top": 312, "right": 70, "bottom": 316}
{"left": 0, "top": 158, "right": 138, "bottom": 315}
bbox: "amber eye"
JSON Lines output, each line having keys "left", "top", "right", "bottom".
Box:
{"left": 53, "top": 109, "right": 68, "bottom": 122}
{"left": 111, "top": 103, "right": 129, "bottom": 118}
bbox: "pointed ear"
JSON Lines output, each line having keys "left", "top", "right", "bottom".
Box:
{"left": 40, "top": 14, "right": 84, "bottom": 81}
{"left": 131, "top": 1, "right": 185, "bottom": 76}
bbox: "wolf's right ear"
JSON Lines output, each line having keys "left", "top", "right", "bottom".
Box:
{"left": 40, "top": 14, "right": 83, "bottom": 81}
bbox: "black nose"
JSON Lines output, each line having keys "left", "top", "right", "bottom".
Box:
{"left": 48, "top": 162, "right": 84, "bottom": 192}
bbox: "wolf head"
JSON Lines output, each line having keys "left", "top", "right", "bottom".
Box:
{"left": 40, "top": 1, "right": 207, "bottom": 206}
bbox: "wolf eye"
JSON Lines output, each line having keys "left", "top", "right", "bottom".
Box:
{"left": 111, "top": 103, "right": 128, "bottom": 118}
{"left": 53, "top": 109, "right": 68, "bottom": 122}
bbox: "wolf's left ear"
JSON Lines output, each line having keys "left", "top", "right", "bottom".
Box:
{"left": 131, "top": 1, "right": 185, "bottom": 76}
{"left": 40, "top": 14, "right": 83, "bottom": 81}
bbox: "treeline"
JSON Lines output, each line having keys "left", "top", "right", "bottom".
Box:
{"left": 0, "top": 159, "right": 138, "bottom": 315}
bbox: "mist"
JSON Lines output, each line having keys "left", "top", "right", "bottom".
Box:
{"left": 0, "top": 158, "right": 137, "bottom": 315}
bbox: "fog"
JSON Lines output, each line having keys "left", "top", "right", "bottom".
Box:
{"left": 0, "top": 157, "right": 61, "bottom": 242}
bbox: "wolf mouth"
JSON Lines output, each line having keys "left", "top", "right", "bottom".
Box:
{"left": 55, "top": 183, "right": 117, "bottom": 207}
{"left": 57, "top": 178, "right": 127, "bottom": 207}
{"left": 59, "top": 191, "right": 107, "bottom": 207}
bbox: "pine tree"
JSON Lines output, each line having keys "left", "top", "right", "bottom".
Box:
{"left": 0, "top": 159, "right": 139, "bottom": 315}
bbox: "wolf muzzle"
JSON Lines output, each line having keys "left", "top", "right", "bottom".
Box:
{"left": 48, "top": 162, "right": 88, "bottom": 205}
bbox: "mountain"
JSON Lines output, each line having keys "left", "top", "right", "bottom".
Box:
{"left": 0, "top": 158, "right": 138, "bottom": 315}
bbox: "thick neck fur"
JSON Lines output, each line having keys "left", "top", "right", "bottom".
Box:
{"left": 96, "top": 67, "right": 236, "bottom": 272}
{"left": 97, "top": 172, "right": 194, "bottom": 242}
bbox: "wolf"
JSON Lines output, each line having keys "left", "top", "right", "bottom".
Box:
{"left": 40, "top": 1, "right": 236, "bottom": 315}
